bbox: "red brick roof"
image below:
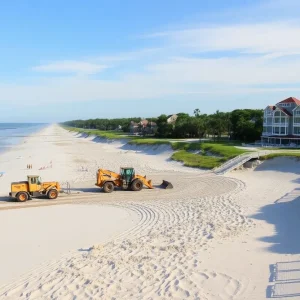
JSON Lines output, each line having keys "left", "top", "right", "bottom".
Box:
{"left": 278, "top": 97, "right": 300, "bottom": 105}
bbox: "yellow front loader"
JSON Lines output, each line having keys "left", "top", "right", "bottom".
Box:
{"left": 95, "top": 167, "right": 154, "bottom": 193}
{"left": 10, "top": 175, "right": 61, "bottom": 202}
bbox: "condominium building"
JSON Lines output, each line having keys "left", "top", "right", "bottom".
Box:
{"left": 262, "top": 97, "right": 300, "bottom": 145}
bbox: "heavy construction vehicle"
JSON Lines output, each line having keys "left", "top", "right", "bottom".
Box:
{"left": 95, "top": 167, "right": 173, "bottom": 193}
{"left": 95, "top": 167, "right": 154, "bottom": 193}
{"left": 9, "top": 175, "right": 61, "bottom": 202}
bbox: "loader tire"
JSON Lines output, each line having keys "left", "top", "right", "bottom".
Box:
{"left": 103, "top": 182, "right": 114, "bottom": 193}
{"left": 131, "top": 179, "right": 143, "bottom": 191}
{"left": 47, "top": 189, "right": 58, "bottom": 199}
{"left": 17, "top": 192, "right": 28, "bottom": 202}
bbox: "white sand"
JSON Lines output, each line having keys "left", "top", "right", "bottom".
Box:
{"left": 0, "top": 205, "right": 137, "bottom": 286}
{"left": 0, "top": 125, "right": 300, "bottom": 299}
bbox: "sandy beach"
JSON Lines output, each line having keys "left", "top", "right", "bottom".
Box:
{"left": 0, "top": 124, "right": 300, "bottom": 299}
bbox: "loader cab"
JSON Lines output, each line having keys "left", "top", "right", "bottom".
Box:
{"left": 28, "top": 175, "right": 42, "bottom": 192}
{"left": 120, "top": 168, "right": 135, "bottom": 185}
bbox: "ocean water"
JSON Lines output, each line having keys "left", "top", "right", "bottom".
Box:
{"left": 0, "top": 123, "right": 47, "bottom": 155}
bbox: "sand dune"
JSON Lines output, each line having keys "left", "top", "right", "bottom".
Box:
{"left": 1, "top": 125, "right": 300, "bottom": 299}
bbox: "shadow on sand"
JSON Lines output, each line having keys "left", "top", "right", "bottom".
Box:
{"left": 70, "top": 184, "right": 167, "bottom": 194}
{"left": 251, "top": 189, "right": 300, "bottom": 255}
{"left": 254, "top": 157, "right": 300, "bottom": 175}
{"left": 0, "top": 196, "right": 15, "bottom": 203}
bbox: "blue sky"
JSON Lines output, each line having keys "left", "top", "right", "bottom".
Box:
{"left": 1, "top": 0, "right": 300, "bottom": 122}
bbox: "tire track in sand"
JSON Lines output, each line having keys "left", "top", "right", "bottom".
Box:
{"left": 0, "top": 175, "right": 253, "bottom": 299}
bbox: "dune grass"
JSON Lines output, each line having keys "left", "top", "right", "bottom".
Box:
{"left": 200, "top": 143, "right": 249, "bottom": 159}
{"left": 260, "top": 152, "right": 300, "bottom": 160}
{"left": 170, "top": 142, "right": 251, "bottom": 169}
{"left": 64, "top": 126, "right": 256, "bottom": 169}
{"left": 128, "top": 139, "right": 171, "bottom": 146}
{"left": 65, "top": 126, "right": 175, "bottom": 144}
{"left": 65, "top": 127, "right": 130, "bottom": 139}
{"left": 172, "top": 151, "right": 226, "bottom": 169}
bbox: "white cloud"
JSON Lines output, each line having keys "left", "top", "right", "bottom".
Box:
{"left": 147, "top": 22, "right": 300, "bottom": 56}
{"left": 3, "top": 18, "right": 300, "bottom": 108}
{"left": 33, "top": 60, "right": 107, "bottom": 74}
{"left": 145, "top": 55, "right": 300, "bottom": 85}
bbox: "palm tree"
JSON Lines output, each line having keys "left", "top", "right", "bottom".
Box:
{"left": 194, "top": 108, "right": 201, "bottom": 117}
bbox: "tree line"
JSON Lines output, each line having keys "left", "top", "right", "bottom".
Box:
{"left": 63, "top": 108, "right": 263, "bottom": 142}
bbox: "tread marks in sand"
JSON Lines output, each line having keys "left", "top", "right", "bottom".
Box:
{"left": 0, "top": 176, "right": 253, "bottom": 299}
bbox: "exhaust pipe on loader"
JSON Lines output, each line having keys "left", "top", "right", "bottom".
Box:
{"left": 160, "top": 180, "right": 173, "bottom": 189}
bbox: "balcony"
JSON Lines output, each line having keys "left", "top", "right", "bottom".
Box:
{"left": 272, "top": 122, "right": 289, "bottom": 126}
{"left": 262, "top": 132, "right": 272, "bottom": 136}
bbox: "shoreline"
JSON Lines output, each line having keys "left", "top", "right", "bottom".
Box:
{"left": 0, "top": 123, "right": 49, "bottom": 158}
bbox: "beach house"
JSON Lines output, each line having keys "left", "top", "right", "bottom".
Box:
{"left": 130, "top": 119, "right": 157, "bottom": 135}
{"left": 261, "top": 97, "right": 300, "bottom": 146}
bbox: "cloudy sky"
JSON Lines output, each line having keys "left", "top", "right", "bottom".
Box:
{"left": 1, "top": 0, "right": 300, "bottom": 122}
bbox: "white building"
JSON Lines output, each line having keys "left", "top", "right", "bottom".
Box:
{"left": 262, "top": 97, "right": 300, "bottom": 146}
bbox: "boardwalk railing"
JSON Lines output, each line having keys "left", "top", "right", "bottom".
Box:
{"left": 213, "top": 150, "right": 273, "bottom": 175}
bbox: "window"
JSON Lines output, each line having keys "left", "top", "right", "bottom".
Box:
{"left": 295, "top": 110, "right": 300, "bottom": 116}
{"left": 294, "top": 117, "right": 300, "bottom": 124}
{"left": 280, "top": 127, "right": 286, "bottom": 134}
{"left": 274, "top": 111, "right": 281, "bottom": 116}
{"left": 273, "top": 127, "right": 280, "bottom": 134}
{"left": 263, "top": 126, "right": 272, "bottom": 134}
{"left": 294, "top": 127, "right": 300, "bottom": 135}
{"left": 274, "top": 117, "right": 281, "bottom": 123}
{"left": 279, "top": 103, "right": 291, "bottom": 107}
{"left": 265, "top": 109, "right": 273, "bottom": 116}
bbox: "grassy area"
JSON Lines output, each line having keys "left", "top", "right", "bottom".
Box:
{"left": 64, "top": 127, "right": 130, "bottom": 139}
{"left": 170, "top": 142, "right": 251, "bottom": 169}
{"left": 64, "top": 126, "right": 255, "bottom": 170}
{"left": 128, "top": 139, "right": 171, "bottom": 146}
{"left": 172, "top": 151, "right": 226, "bottom": 169}
{"left": 200, "top": 143, "right": 249, "bottom": 159}
{"left": 65, "top": 126, "right": 175, "bottom": 144}
{"left": 260, "top": 152, "right": 300, "bottom": 160}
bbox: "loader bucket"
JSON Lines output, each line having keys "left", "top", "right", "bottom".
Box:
{"left": 160, "top": 180, "right": 173, "bottom": 189}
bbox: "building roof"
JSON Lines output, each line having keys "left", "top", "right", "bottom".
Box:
{"left": 140, "top": 119, "right": 149, "bottom": 126}
{"left": 267, "top": 105, "right": 276, "bottom": 110}
{"left": 278, "top": 97, "right": 300, "bottom": 105}
{"left": 276, "top": 106, "right": 292, "bottom": 116}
